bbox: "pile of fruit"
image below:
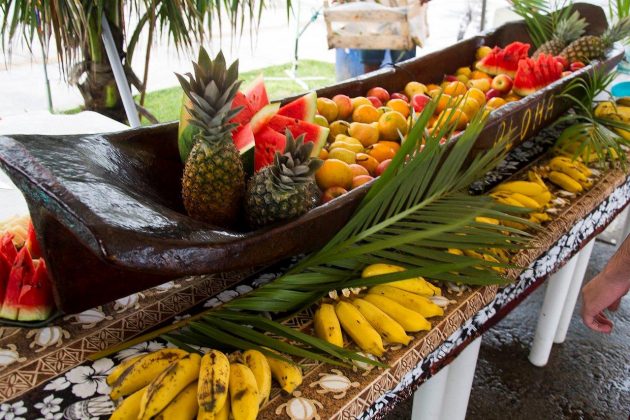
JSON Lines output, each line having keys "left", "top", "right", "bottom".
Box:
{"left": 109, "top": 347, "right": 302, "bottom": 420}
{"left": 0, "top": 217, "right": 55, "bottom": 322}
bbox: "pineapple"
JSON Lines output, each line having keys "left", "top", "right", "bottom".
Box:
{"left": 533, "top": 11, "right": 587, "bottom": 57}
{"left": 245, "top": 132, "right": 323, "bottom": 228}
{"left": 560, "top": 17, "right": 630, "bottom": 63}
{"left": 177, "top": 49, "right": 245, "bottom": 227}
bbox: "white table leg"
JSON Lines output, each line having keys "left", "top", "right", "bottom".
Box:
{"left": 622, "top": 207, "right": 630, "bottom": 242}
{"left": 439, "top": 337, "right": 482, "bottom": 420}
{"left": 554, "top": 240, "right": 595, "bottom": 344}
{"left": 529, "top": 255, "right": 579, "bottom": 367}
{"left": 412, "top": 365, "right": 450, "bottom": 420}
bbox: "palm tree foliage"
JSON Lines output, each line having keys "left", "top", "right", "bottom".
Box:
{"left": 165, "top": 99, "right": 536, "bottom": 366}
{"left": 0, "top": 0, "right": 286, "bottom": 120}
{"left": 510, "top": 0, "right": 575, "bottom": 48}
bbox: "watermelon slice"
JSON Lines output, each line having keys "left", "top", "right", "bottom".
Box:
{"left": 25, "top": 223, "right": 42, "bottom": 260}
{"left": 266, "top": 115, "right": 329, "bottom": 157}
{"left": 513, "top": 54, "right": 562, "bottom": 97}
{"left": 17, "top": 258, "right": 54, "bottom": 321}
{"left": 476, "top": 42, "right": 531, "bottom": 77}
{"left": 277, "top": 92, "right": 317, "bottom": 123}
{"left": 254, "top": 126, "right": 287, "bottom": 172}
{"left": 230, "top": 91, "right": 256, "bottom": 127}
{"left": 233, "top": 123, "right": 255, "bottom": 176}
{"left": 245, "top": 75, "right": 269, "bottom": 112}
{"left": 251, "top": 103, "right": 281, "bottom": 134}
{"left": 0, "top": 247, "right": 34, "bottom": 320}
{"left": 0, "top": 233, "right": 17, "bottom": 263}
{"left": 0, "top": 253, "right": 11, "bottom": 312}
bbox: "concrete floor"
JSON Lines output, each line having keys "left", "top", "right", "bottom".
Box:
{"left": 385, "top": 220, "right": 630, "bottom": 419}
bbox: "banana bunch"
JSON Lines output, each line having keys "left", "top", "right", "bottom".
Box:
{"left": 546, "top": 156, "right": 593, "bottom": 194}
{"left": 490, "top": 179, "right": 552, "bottom": 226}
{"left": 313, "top": 264, "right": 445, "bottom": 357}
{"left": 594, "top": 100, "right": 630, "bottom": 141}
{"left": 108, "top": 346, "right": 302, "bottom": 419}
{"left": 554, "top": 122, "right": 622, "bottom": 163}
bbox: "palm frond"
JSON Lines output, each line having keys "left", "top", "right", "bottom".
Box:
{"left": 511, "top": 0, "right": 575, "bottom": 48}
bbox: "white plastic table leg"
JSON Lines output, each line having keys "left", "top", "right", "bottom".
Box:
{"left": 554, "top": 240, "right": 595, "bottom": 344}
{"left": 411, "top": 364, "right": 450, "bottom": 420}
{"left": 622, "top": 207, "right": 630, "bottom": 242}
{"left": 439, "top": 337, "right": 482, "bottom": 420}
{"left": 529, "top": 255, "right": 579, "bottom": 367}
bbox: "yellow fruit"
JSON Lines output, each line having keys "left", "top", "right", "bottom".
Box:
{"left": 198, "top": 350, "right": 230, "bottom": 416}
{"left": 107, "top": 355, "right": 144, "bottom": 386}
{"left": 317, "top": 97, "right": 339, "bottom": 122}
{"left": 362, "top": 264, "right": 440, "bottom": 296}
{"left": 435, "top": 94, "right": 453, "bottom": 113}
{"left": 315, "top": 159, "right": 354, "bottom": 189}
{"left": 155, "top": 381, "right": 198, "bottom": 420}
{"left": 508, "top": 192, "right": 542, "bottom": 210}
{"left": 530, "top": 212, "right": 552, "bottom": 223}
{"left": 385, "top": 99, "right": 411, "bottom": 118}
{"left": 348, "top": 122, "right": 380, "bottom": 147}
{"left": 486, "top": 97, "right": 507, "bottom": 109}
{"left": 504, "top": 93, "right": 521, "bottom": 102}
{"left": 314, "top": 114, "right": 329, "bottom": 128}
{"left": 352, "top": 96, "right": 372, "bottom": 110}
{"left": 493, "top": 181, "right": 545, "bottom": 196}
{"left": 550, "top": 156, "right": 591, "bottom": 177}
{"left": 532, "top": 190, "right": 552, "bottom": 206}
{"left": 443, "top": 81, "right": 467, "bottom": 97}
{"left": 110, "top": 386, "right": 147, "bottom": 420}
{"left": 549, "top": 157, "right": 588, "bottom": 182}
{"left": 527, "top": 170, "right": 548, "bottom": 189}
{"left": 466, "top": 88, "right": 486, "bottom": 106}
{"left": 313, "top": 303, "right": 344, "bottom": 347}
{"left": 349, "top": 163, "right": 370, "bottom": 177}
{"left": 319, "top": 148, "right": 328, "bottom": 160}
{"left": 229, "top": 363, "right": 259, "bottom": 420}
{"left": 352, "top": 104, "right": 380, "bottom": 123}
{"left": 265, "top": 353, "right": 303, "bottom": 394}
{"left": 466, "top": 78, "right": 490, "bottom": 92}
{"left": 549, "top": 171, "right": 583, "bottom": 193}
{"left": 367, "top": 142, "right": 397, "bottom": 162}
{"left": 475, "top": 216, "right": 500, "bottom": 225}
{"left": 457, "top": 96, "right": 481, "bottom": 118}
{"left": 476, "top": 46, "right": 492, "bottom": 60}
{"left": 368, "top": 284, "right": 444, "bottom": 318}
{"left": 329, "top": 139, "right": 364, "bottom": 153}
{"left": 328, "top": 120, "right": 350, "bottom": 141}
{"left": 355, "top": 153, "right": 380, "bottom": 175}
{"left": 328, "top": 147, "right": 356, "bottom": 164}
{"left": 435, "top": 108, "right": 469, "bottom": 130}
{"left": 335, "top": 301, "right": 385, "bottom": 356}
{"left": 378, "top": 111, "right": 409, "bottom": 141}
{"left": 447, "top": 248, "right": 463, "bottom": 256}
{"left": 455, "top": 67, "right": 472, "bottom": 77}
{"left": 361, "top": 263, "right": 405, "bottom": 277}
{"left": 243, "top": 349, "right": 272, "bottom": 407}
{"left": 352, "top": 298, "right": 412, "bottom": 345}
{"left": 405, "top": 81, "right": 427, "bottom": 98}
{"left": 363, "top": 294, "right": 431, "bottom": 332}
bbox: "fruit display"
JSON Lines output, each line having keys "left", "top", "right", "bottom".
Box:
{"left": 533, "top": 11, "right": 588, "bottom": 58}
{"left": 0, "top": 218, "right": 54, "bottom": 322}
{"left": 559, "top": 17, "right": 630, "bottom": 63}
{"left": 108, "top": 347, "right": 302, "bottom": 420}
{"left": 594, "top": 98, "right": 630, "bottom": 142}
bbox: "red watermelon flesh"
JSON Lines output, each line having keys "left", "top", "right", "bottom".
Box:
{"left": 245, "top": 75, "right": 269, "bottom": 113}
{"left": 513, "top": 55, "right": 562, "bottom": 96}
{"left": 17, "top": 258, "right": 54, "bottom": 321}
{"left": 266, "top": 115, "right": 330, "bottom": 157}
{"left": 0, "top": 233, "right": 17, "bottom": 263}
{"left": 251, "top": 103, "right": 281, "bottom": 134}
{"left": 254, "top": 126, "right": 287, "bottom": 172}
{"left": 513, "top": 59, "right": 537, "bottom": 96}
{"left": 25, "top": 222, "right": 42, "bottom": 260}
{"left": 0, "top": 253, "right": 11, "bottom": 310}
{"left": 476, "top": 42, "right": 530, "bottom": 77}
{"left": 233, "top": 123, "right": 255, "bottom": 176}
{"left": 0, "top": 247, "right": 34, "bottom": 320}
{"left": 230, "top": 91, "right": 256, "bottom": 127}
{"left": 277, "top": 92, "right": 317, "bottom": 123}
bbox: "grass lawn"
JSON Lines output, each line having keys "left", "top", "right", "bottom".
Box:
{"left": 141, "top": 60, "right": 335, "bottom": 124}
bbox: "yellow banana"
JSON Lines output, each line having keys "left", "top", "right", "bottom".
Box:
{"left": 550, "top": 156, "right": 592, "bottom": 177}
{"left": 313, "top": 303, "right": 344, "bottom": 347}
{"left": 531, "top": 190, "right": 552, "bottom": 207}
{"left": 229, "top": 363, "right": 260, "bottom": 420}
{"left": 197, "top": 350, "right": 230, "bottom": 418}
{"left": 530, "top": 212, "right": 551, "bottom": 223}
{"left": 527, "top": 170, "right": 548, "bottom": 190}
{"left": 492, "top": 181, "right": 545, "bottom": 196}
{"left": 549, "top": 171, "right": 583, "bottom": 193}
{"left": 447, "top": 248, "right": 463, "bottom": 256}
{"left": 475, "top": 216, "right": 500, "bottom": 225}
{"left": 335, "top": 301, "right": 385, "bottom": 356}
{"left": 109, "top": 349, "right": 188, "bottom": 400}
{"left": 369, "top": 284, "right": 444, "bottom": 318}
{"left": 491, "top": 193, "right": 526, "bottom": 208}
{"left": 507, "top": 192, "right": 542, "bottom": 210}
{"left": 361, "top": 263, "right": 405, "bottom": 278}
{"left": 243, "top": 349, "right": 272, "bottom": 406}
{"left": 615, "top": 127, "right": 630, "bottom": 141}
{"left": 138, "top": 353, "right": 201, "bottom": 420}
{"left": 107, "top": 355, "right": 144, "bottom": 386}
{"left": 110, "top": 386, "right": 146, "bottom": 420}
{"left": 362, "top": 294, "right": 431, "bottom": 332}
{"left": 482, "top": 253, "right": 505, "bottom": 273}
{"left": 352, "top": 298, "right": 412, "bottom": 345}
{"left": 549, "top": 158, "right": 588, "bottom": 182}
{"left": 154, "top": 381, "right": 198, "bottom": 420}
{"left": 208, "top": 391, "right": 230, "bottom": 420}
{"left": 265, "top": 353, "right": 303, "bottom": 394}
{"left": 386, "top": 277, "right": 442, "bottom": 296}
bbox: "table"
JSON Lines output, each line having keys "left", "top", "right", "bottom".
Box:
{"left": 0, "top": 114, "right": 628, "bottom": 419}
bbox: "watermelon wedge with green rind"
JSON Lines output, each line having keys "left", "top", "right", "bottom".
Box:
{"left": 266, "top": 115, "right": 329, "bottom": 157}
{"left": 251, "top": 103, "right": 281, "bottom": 134}
{"left": 231, "top": 91, "right": 256, "bottom": 126}
{"left": 17, "top": 259, "right": 54, "bottom": 321}
{"left": 245, "top": 75, "right": 269, "bottom": 112}
{"left": 0, "top": 247, "right": 34, "bottom": 320}
{"left": 254, "top": 126, "right": 287, "bottom": 172}
{"left": 234, "top": 123, "right": 255, "bottom": 176}
{"left": 277, "top": 92, "right": 317, "bottom": 123}
{"left": 513, "top": 54, "right": 562, "bottom": 97}
{"left": 0, "top": 233, "right": 17, "bottom": 264}
{"left": 476, "top": 42, "right": 530, "bottom": 77}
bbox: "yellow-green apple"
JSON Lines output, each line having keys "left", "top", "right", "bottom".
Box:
{"left": 490, "top": 74, "right": 513, "bottom": 94}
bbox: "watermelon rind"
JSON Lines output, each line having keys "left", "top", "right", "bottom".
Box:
{"left": 476, "top": 42, "right": 530, "bottom": 77}
{"left": 17, "top": 259, "right": 54, "bottom": 322}
{"left": 0, "top": 247, "right": 34, "bottom": 320}
{"left": 233, "top": 124, "right": 256, "bottom": 176}
{"left": 266, "top": 115, "right": 330, "bottom": 157}
{"left": 278, "top": 91, "right": 317, "bottom": 123}
{"left": 245, "top": 75, "right": 270, "bottom": 113}
{"left": 251, "top": 103, "right": 281, "bottom": 134}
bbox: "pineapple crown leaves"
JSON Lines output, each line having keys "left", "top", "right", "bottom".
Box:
{"left": 270, "top": 131, "right": 323, "bottom": 188}
{"left": 511, "top": 0, "right": 579, "bottom": 47}
{"left": 602, "top": 16, "right": 630, "bottom": 47}
{"left": 553, "top": 11, "right": 588, "bottom": 43}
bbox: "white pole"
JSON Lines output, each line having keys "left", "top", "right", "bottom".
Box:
{"left": 440, "top": 337, "right": 482, "bottom": 420}
{"left": 412, "top": 365, "right": 450, "bottom": 420}
{"left": 529, "top": 255, "right": 579, "bottom": 367}
{"left": 100, "top": 15, "right": 141, "bottom": 128}
{"left": 554, "top": 240, "right": 595, "bottom": 344}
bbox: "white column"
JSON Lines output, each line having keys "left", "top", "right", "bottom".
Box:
{"left": 622, "top": 207, "right": 630, "bottom": 242}
{"left": 439, "top": 337, "right": 482, "bottom": 420}
{"left": 529, "top": 255, "right": 579, "bottom": 367}
{"left": 412, "top": 365, "right": 450, "bottom": 420}
{"left": 554, "top": 240, "right": 595, "bottom": 344}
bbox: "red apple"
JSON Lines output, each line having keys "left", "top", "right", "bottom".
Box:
{"left": 390, "top": 92, "right": 409, "bottom": 102}
{"left": 443, "top": 75, "right": 458, "bottom": 82}
{"left": 332, "top": 94, "right": 353, "bottom": 120}
{"left": 367, "top": 96, "right": 383, "bottom": 108}
{"left": 485, "top": 88, "right": 502, "bottom": 101}
{"left": 555, "top": 56, "right": 569, "bottom": 70}
{"left": 411, "top": 94, "right": 431, "bottom": 113}
{"left": 366, "top": 87, "right": 390, "bottom": 104}
{"left": 570, "top": 61, "right": 585, "bottom": 71}
{"left": 491, "top": 74, "right": 513, "bottom": 94}
{"left": 352, "top": 175, "right": 374, "bottom": 189}
{"left": 321, "top": 186, "right": 348, "bottom": 203}
{"left": 375, "top": 159, "right": 392, "bottom": 176}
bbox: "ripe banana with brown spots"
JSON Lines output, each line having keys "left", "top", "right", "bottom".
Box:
{"left": 197, "top": 350, "right": 230, "bottom": 418}
{"left": 229, "top": 363, "right": 260, "bottom": 420}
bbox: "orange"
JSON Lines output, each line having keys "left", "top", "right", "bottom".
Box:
{"left": 466, "top": 87, "right": 486, "bottom": 106}
{"left": 457, "top": 96, "right": 481, "bottom": 119}
{"left": 367, "top": 142, "right": 397, "bottom": 162}
{"left": 317, "top": 97, "right": 339, "bottom": 122}
{"left": 443, "top": 81, "right": 467, "bottom": 97}
{"left": 435, "top": 108, "right": 469, "bottom": 130}
{"left": 351, "top": 96, "right": 372, "bottom": 110}
{"left": 455, "top": 67, "right": 472, "bottom": 77}
{"left": 486, "top": 97, "right": 507, "bottom": 109}
{"left": 349, "top": 163, "right": 370, "bottom": 177}
{"left": 435, "top": 94, "right": 453, "bottom": 114}
{"left": 471, "top": 70, "right": 490, "bottom": 80}
{"left": 315, "top": 159, "right": 354, "bottom": 190}
{"left": 352, "top": 104, "right": 380, "bottom": 124}
{"left": 378, "top": 111, "right": 408, "bottom": 141}
{"left": 504, "top": 93, "right": 521, "bottom": 102}
{"left": 355, "top": 153, "right": 380, "bottom": 175}
{"left": 378, "top": 141, "right": 401, "bottom": 153}
{"left": 319, "top": 148, "right": 329, "bottom": 160}
{"left": 385, "top": 99, "right": 410, "bottom": 118}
